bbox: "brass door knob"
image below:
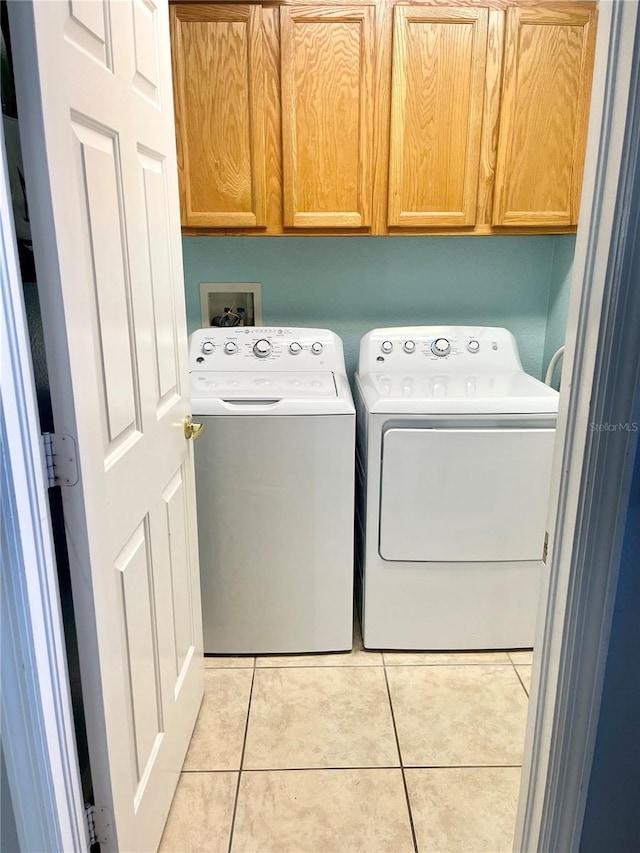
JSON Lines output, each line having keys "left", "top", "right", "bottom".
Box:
{"left": 184, "top": 416, "right": 204, "bottom": 440}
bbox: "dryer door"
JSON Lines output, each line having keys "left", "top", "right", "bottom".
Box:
{"left": 379, "top": 427, "right": 555, "bottom": 562}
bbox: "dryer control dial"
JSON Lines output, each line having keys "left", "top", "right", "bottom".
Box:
{"left": 467, "top": 339, "right": 480, "bottom": 353}
{"left": 289, "top": 341, "right": 302, "bottom": 355}
{"left": 201, "top": 341, "right": 215, "bottom": 354}
{"left": 431, "top": 337, "right": 451, "bottom": 357}
{"left": 311, "top": 342, "right": 324, "bottom": 355}
{"left": 224, "top": 342, "right": 238, "bottom": 354}
{"left": 381, "top": 340, "right": 394, "bottom": 354}
{"left": 253, "top": 339, "right": 272, "bottom": 358}
{"left": 404, "top": 340, "right": 416, "bottom": 353}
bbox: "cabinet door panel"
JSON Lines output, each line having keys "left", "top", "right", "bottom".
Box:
{"left": 281, "top": 6, "right": 374, "bottom": 229}
{"left": 388, "top": 6, "right": 488, "bottom": 228}
{"left": 171, "top": 4, "right": 266, "bottom": 228}
{"left": 493, "top": 3, "right": 597, "bottom": 227}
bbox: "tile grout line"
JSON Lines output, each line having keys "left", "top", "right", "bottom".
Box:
{"left": 206, "top": 663, "right": 516, "bottom": 670}
{"left": 181, "top": 763, "right": 524, "bottom": 773}
{"left": 252, "top": 661, "right": 513, "bottom": 669}
{"left": 358, "top": 607, "right": 420, "bottom": 851}
{"left": 512, "top": 663, "right": 530, "bottom": 698}
{"left": 507, "top": 652, "right": 531, "bottom": 698}
{"left": 226, "top": 657, "right": 257, "bottom": 853}
{"left": 382, "top": 660, "right": 420, "bottom": 853}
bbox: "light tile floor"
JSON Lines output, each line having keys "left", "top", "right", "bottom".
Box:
{"left": 160, "top": 619, "right": 533, "bottom": 853}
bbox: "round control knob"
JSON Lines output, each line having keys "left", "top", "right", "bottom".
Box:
{"left": 467, "top": 339, "right": 480, "bottom": 353}
{"left": 431, "top": 337, "right": 451, "bottom": 357}
{"left": 289, "top": 342, "right": 302, "bottom": 355}
{"left": 224, "top": 341, "right": 238, "bottom": 354}
{"left": 381, "top": 341, "right": 394, "bottom": 354}
{"left": 404, "top": 340, "right": 416, "bottom": 353}
{"left": 311, "top": 342, "right": 324, "bottom": 355}
{"left": 253, "top": 338, "right": 272, "bottom": 358}
{"left": 201, "top": 341, "right": 214, "bottom": 354}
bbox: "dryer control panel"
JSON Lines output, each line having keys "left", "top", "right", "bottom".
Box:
{"left": 190, "top": 327, "right": 346, "bottom": 373}
{"left": 358, "top": 326, "right": 524, "bottom": 373}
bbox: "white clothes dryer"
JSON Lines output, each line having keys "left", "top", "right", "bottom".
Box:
{"left": 190, "top": 327, "right": 355, "bottom": 655}
{"left": 355, "top": 326, "right": 559, "bottom": 650}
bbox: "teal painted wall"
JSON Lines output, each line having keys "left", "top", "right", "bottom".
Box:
{"left": 183, "top": 235, "right": 575, "bottom": 380}
{"left": 544, "top": 235, "right": 576, "bottom": 388}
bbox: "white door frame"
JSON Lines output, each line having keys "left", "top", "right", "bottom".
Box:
{"left": 515, "top": 1, "right": 640, "bottom": 849}
{"left": 2, "top": 1, "right": 639, "bottom": 850}
{"left": 0, "top": 111, "right": 86, "bottom": 851}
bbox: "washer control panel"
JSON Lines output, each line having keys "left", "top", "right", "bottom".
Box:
{"left": 190, "top": 327, "right": 344, "bottom": 372}
{"left": 359, "top": 326, "right": 523, "bottom": 373}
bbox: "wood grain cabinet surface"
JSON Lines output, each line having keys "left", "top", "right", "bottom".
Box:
{"left": 170, "top": 4, "right": 267, "bottom": 228}
{"left": 281, "top": 5, "right": 375, "bottom": 229}
{"left": 387, "top": 5, "right": 488, "bottom": 227}
{"left": 169, "top": 0, "right": 598, "bottom": 236}
{"left": 493, "top": 3, "right": 598, "bottom": 227}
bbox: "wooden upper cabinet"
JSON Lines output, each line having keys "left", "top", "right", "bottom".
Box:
{"left": 387, "top": 6, "right": 489, "bottom": 228}
{"left": 168, "top": 0, "right": 597, "bottom": 235}
{"left": 280, "top": 6, "right": 375, "bottom": 229}
{"left": 170, "top": 4, "right": 267, "bottom": 228}
{"left": 493, "top": 3, "right": 597, "bottom": 227}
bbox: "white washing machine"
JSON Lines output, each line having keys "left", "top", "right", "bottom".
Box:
{"left": 355, "top": 326, "right": 559, "bottom": 650}
{"left": 190, "top": 327, "right": 355, "bottom": 655}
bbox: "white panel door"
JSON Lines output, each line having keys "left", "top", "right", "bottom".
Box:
{"left": 380, "top": 427, "right": 556, "bottom": 562}
{"left": 8, "top": 2, "right": 203, "bottom": 850}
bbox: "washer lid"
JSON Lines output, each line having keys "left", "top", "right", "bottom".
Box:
{"left": 357, "top": 370, "right": 559, "bottom": 414}
{"left": 191, "top": 370, "right": 338, "bottom": 400}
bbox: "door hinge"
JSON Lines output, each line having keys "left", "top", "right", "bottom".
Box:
{"left": 85, "top": 803, "right": 113, "bottom": 845}
{"left": 41, "top": 432, "right": 79, "bottom": 488}
{"left": 85, "top": 804, "right": 97, "bottom": 847}
{"left": 542, "top": 530, "right": 549, "bottom": 564}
